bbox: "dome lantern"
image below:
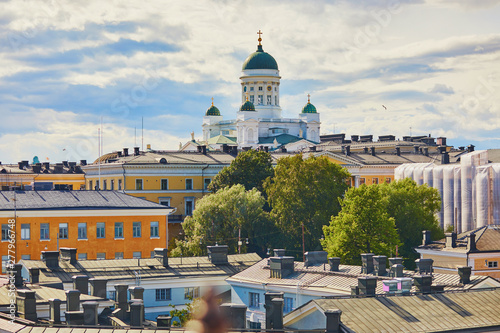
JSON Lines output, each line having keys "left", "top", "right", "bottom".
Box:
{"left": 301, "top": 94, "right": 317, "bottom": 113}
{"left": 205, "top": 97, "right": 221, "bottom": 116}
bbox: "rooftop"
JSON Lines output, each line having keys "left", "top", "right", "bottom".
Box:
{"left": 418, "top": 225, "right": 500, "bottom": 253}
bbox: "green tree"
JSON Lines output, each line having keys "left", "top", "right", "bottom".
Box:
{"left": 322, "top": 184, "right": 401, "bottom": 264}
{"left": 381, "top": 178, "right": 443, "bottom": 268}
{"left": 207, "top": 149, "right": 273, "bottom": 194}
{"left": 170, "top": 184, "right": 270, "bottom": 257}
{"left": 264, "top": 154, "right": 350, "bottom": 257}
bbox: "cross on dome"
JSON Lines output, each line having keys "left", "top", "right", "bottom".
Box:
{"left": 211, "top": 97, "right": 214, "bottom": 106}
{"left": 307, "top": 94, "right": 311, "bottom": 103}
{"left": 257, "top": 30, "right": 263, "bottom": 45}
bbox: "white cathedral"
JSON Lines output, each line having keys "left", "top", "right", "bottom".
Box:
{"left": 189, "top": 32, "right": 320, "bottom": 151}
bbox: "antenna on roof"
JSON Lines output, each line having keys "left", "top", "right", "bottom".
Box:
{"left": 142, "top": 117, "right": 144, "bottom": 152}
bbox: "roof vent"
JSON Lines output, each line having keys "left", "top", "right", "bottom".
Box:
{"left": 123, "top": 148, "right": 129, "bottom": 156}
{"left": 60, "top": 247, "right": 77, "bottom": 265}
{"left": 134, "top": 147, "right": 140, "bottom": 156}
{"left": 207, "top": 245, "right": 228, "bottom": 264}
{"left": 445, "top": 232, "right": 457, "bottom": 248}
{"left": 304, "top": 251, "right": 328, "bottom": 267}
{"left": 269, "top": 256, "right": 294, "bottom": 279}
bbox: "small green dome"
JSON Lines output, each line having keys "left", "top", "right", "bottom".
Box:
{"left": 302, "top": 102, "right": 317, "bottom": 114}
{"left": 242, "top": 45, "right": 278, "bottom": 71}
{"left": 240, "top": 100, "right": 256, "bottom": 111}
{"left": 206, "top": 104, "right": 220, "bottom": 116}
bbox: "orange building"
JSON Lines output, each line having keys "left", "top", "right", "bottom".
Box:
{"left": 0, "top": 190, "right": 173, "bottom": 272}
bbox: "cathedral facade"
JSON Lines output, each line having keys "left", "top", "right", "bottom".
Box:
{"left": 201, "top": 33, "right": 320, "bottom": 150}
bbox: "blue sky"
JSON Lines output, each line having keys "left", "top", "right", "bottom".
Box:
{"left": 1, "top": 0, "right": 499, "bottom": 163}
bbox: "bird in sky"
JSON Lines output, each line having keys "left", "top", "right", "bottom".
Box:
{"left": 382, "top": 105, "right": 387, "bottom": 110}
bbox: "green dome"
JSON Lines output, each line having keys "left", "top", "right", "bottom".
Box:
{"left": 206, "top": 105, "right": 220, "bottom": 116}
{"left": 240, "top": 100, "right": 256, "bottom": 111}
{"left": 301, "top": 102, "right": 317, "bottom": 114}
{"left": 242, "top": 45, "right": 278, "bottom": 70}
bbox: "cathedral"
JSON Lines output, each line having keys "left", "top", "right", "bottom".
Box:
{"left": 199, "top": 31, "right": 320, "bottom": 150}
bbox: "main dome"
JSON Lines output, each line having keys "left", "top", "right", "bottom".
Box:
{"left": 242, "top": 45, "right": 278, "bottom": 71}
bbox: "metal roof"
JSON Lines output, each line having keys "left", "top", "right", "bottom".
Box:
{"left": 418, "top": 225, "right": 500, "bottom": 253}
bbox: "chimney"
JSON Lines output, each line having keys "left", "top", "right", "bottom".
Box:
{"left": 328, "top": 257, "right": 341, "bottom": 271}
{"left": 351, "top": 286, "right": 359, "bottom": 296}
{"left": 222, "top": 144, "right": 228, "bottom": 153}
{"left": 157, "top": 315, "right": 172, "bottom": 327}
{"left": 351, "top": 135, "right": 359, "bottom": 142}
{"left": 413, "top": 275, "right": 432, "bottom": 293}
{"left": 62, "top": 161, "right": 69, "bottom": 168}
{"left": 467, "top": 145, "right": 475, "bottom": 153}
{"left": 274, "top": 249, "right": 286, "bottom": 257}
{"left": 130, "top": 300, "right": 144, "bottom": 327}
{"left": 389, "top": 257, "right": 403, "bottom": 267}
{"left": 422, "top": 230, "right": 432, "bottom": 246}
{"left": 43, "top": 162, "right": 50, "bottom": 170}
{"left": 60, "top": 247, "right": 77, "bottom": 265}
{"left": 65, "top": 311, "right": 84, "bottom": 325}
{"left": 441, "top": 151, "right": 450, "bottom": 164}
{"left": 304, "top": 251, "right": 328, "bottom": 267}
{"left": 281, "top": 147, "right": 287, "bottom": 153}
{"left": 22, "top": 160, "right": 29, "bottom": 168}
{"left": 134, "top": 147, "right": 140, "bottom": 156}
{"left": 390, "top": 264, "right": 404, "bottom": 278}
{"left": 54, "top": 163, "right": 63, "bottom": 173}
{"left": 437, "top": 145, "right": 446, "bottom": 153}
{"left": 154, "top": 248, "right": 168, "bottom": 267}
{"left": 42, "top": 251, "right": 59, "bottom": 268}
{"left": 457, "top": 266, "right": 472, "bottom": 284}
{"left": 114, "top": 284, "right": 129, "bottom": 313}
{"left": 358, "top": 276, "right": 377, "bottom": 295}
{"left": 373, "top": 255, "right": 387, "bottom": 276}
{"left": 415, "top": 258, "right": 433, "bottom": 274}
{"left": 197, "top": 146, "right": 202, "bottom": 153}
{"left": 345, "top": 145, "right": 351, "bottom": 156}
{"left": 80, "top": 160, "right": 87, "bottom": 166}
{"left": 395, "top": 147, "right": 401, "bottom": 156}
{"left": 445, "top": 232, "right": 457, "bottom": 248}
{"left": 219, "top": 303, "right": 247, "bottom": 329}
{"left": 370, "top": 147, "right": 376, "bottom": 156}
{"left": 233, "top": 146, "right": 239, "bottom": 155}
{"left": 89, "top": 278, "right": 108, "bottom": 299}
{"left": 361, "top": 253, "right": 374, "bottom": 274}
{"left": 66, "top": 290, "right": 81, "bottom": 311}
{"left": 467, "top": 233, "right": 477, "bottom": 252}
{"left": 202, "top": 145, "right": 207, "bottom": 155}
{"left": 82, "top": 301, "right": 99, "bottom": 326}
{"left": 413, "top": 145, "right": 419, "bottom": 154}
{"left": 28, "top": 267, "right": 40, "bottom": 284}
{"left": 13, "top": 264, "right": 23, "bottom": 287}
{"left": 325, "top": 309, "right": 342, "bottom": 333}
{"left": 123, "top": 148, "right": 129, "bottom": 156}
{"left": 18, "top": 162, "right": 24, "bottom": 169}
{"left": 32, "top": 164, "right": 41, "bottom": 173}
{"left": 269, "top": 256, "right": 294, "bottom": 278}
{"left": 130, "top": 286, "right": 145, "bottom": 302}
{"left": 207, "top": 245, "right": 229, "bottom": 264}
{"left": 49, "top": 298, "right": 62, "bottom": 324}
{"left": 264, "top": 146, "right": 269, "bottom": 152}
{"left": 423, "top": 147, "right": 429, "bottom": 156}
{"left": 264, "top": 292, "right": 284, "bottom": 329}
{"left": 309, "top": 146, "right": 317, "bottom": 152}
{"left": 437, "top": 137, "right": 447, "bottom": 146}
{"left": 16, "top": 290, "right": 37, "bottom": 321}
{"left": 72, "top": 275, "right": 89, "bottom": 295}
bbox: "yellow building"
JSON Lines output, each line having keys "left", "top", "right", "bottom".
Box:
{"left": 0, "top": 190, "right": 173, "bottom": 272}
{"left": 416, "top": 226, "right": 500, "bottom": 279}
{"left": 0, "top": 160, "right": 86, "bottom": 190}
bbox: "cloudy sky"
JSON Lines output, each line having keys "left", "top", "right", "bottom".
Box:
{"left": 1, "top": 0, "right": 499, "bottom": 163}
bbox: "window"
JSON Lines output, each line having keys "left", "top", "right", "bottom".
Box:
{"left": 133, "top": 222, "right": 141, "bottom": 238}
{"left": 267, "top": 95, "right": 271, "bottom": 105}
{"left": 111, "top": 179, "right": 115, "bottom": 190}
{"left": 78, "top": 253, "right": 87, "bottom": 260}
{"left": 372, "top": 178, "right": 379, "bottom": 184}
{"left": 151, "top": 251, "right": 155, "bottom": 258}
{"left": 243, "top": 86, "right": 247, "bottom": 92}
{"left": 40, "top": 223, "right": 49, "bottom": 240}
{"left": 21, "top": 255, "right": 30, "bottom": 260}
{"left": 89, "top": 180, "right": 93, "bottom": 190}
{"left": 118, "top": 179, "right": 122, "bottom": 190}
{"left": 258, "top": 95, "right": 263, "bottom": 105}
{"left": 96, "top": 180, "right": 100, "bottom": 190}
{"left": 275, "top": 96, "right": 278, "bottom": 105}
{"left": 103, "top": 180, "right": 107, "bottom": 190}
{"left": 2, "top": 255, "right": 9, "bottom": 274}
{"left": 250, "top": 86, "right": 254, "bottom": 92}
{"left": 96, "top": 252, "right": 106, "bottom": 260}
{"left": 59, "top": 223, "right": 68, "bottom": 239}
{"left": 156, "top": 288, "right": 171, "bottom": 301}
{"left": 385, "top": 177, "right": 392, "bottom": 184}
{"left": 96, "top": 222, "right": 105, "bottom": 238}
{"left": 185, "top": 178, "right": 193, "bottom": 190}
{"left": 204, "top": 178, "right": 211, "bottom": 190}
{"left": 135, "top": 179, "right": 143, "bottom": 190}
{"left": 249, "top": 292, "right": 260, "bottom": 308}
{"left": 115, "top": 252, "right": 124, "bottom": 259}
{"left": 488, "top": 261, "right": 498, "bottom": 268}
{"left": 359, "top": 178, "right": 366, "bottom": 185}
{"left": 161, "top": 179, "right": 168, "bottom": 190}
{"left": 159, "top": 198, "right": 170, "bottom": 207}
{"left": 21, "top": 224, "right": 30, "bottom": 240}
{"left": 184, "top": 287, "right": 200, "bottom": 299}
{"left": 284, "top": 297, "right": 294, "bottom": 313}
{"left": 250, "top": 95, "right": 254, "bottom": 103}
{"left": 133, "top": 251, "right": 142, "bottom": 259}
{"left": 78, "top": 223, "right": 87, "bottom": 239}
{"left": 1, "top": 224, "right": 9, "bottom": 241}
{"left": 108, "top": 290, "right": 116, "bottom": 301}
{"left": 258, "top": 86, "right": 263, "bottom": 91}
{"left": 115, "top": 222, "right": 123, "bottom": 238}
{"left": 150, "top": 221, "right": 159, "bottom": 238}
{"left": 185, "top": 199, "right": 194, "bottom": 216}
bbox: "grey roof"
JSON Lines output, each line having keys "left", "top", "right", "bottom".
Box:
{"left": 286, "top": 288, "right": 500, "bottom": 333}
{"left": 227, "top": 259, "right": 500, "bottom": 294}
{"left": 0, "top": 191, "right": 170, "bottom": 211}
{"left": 418, "top": 225, "right": 500, "bottom": 253}
{"left": 20, "top": 253, "right": 262, "bottom": 285}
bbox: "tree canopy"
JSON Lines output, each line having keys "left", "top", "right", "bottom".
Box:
{"left": 322, "top": 184, "right": 401, "bottom": 264}
{"left": 207, "top": 149, "right": 274, "bottom": 194}
{"left": 170, "top": 184, "right": 270, "bottom": 257}
{"left": 264, "top": 154, "right": 351, "bottom": 256}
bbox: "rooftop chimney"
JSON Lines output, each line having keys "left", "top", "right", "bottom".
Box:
{"left": 445, "top": 232, "right": 457, "bottom": 248}
{"left": 415, "top": 258, "right": 433, "bottom": 274}
{"left": 80, "top": 160, "right": 87, "bottom": 166}
{"left": 82, "top": 301, "right": 99, "bottom": 326}
{"left": 389, "top": 257, "right": 403, "bottom": 267}
{"left": 114, "top": 284, "right": 129, "bottom": 315}
{"left": 422, "top": 230, "right": 432, "bottom": 246}
{"left": 123, "top": 148, "right": 129, "bottom": 156}
{"left": 72, "top": 275, "right": 89, "bottom": 295}
{"left": 16, "top": 290, "right": 37, "bottom": 321}
{"left": 269, "top": 256, "right": 294, "bottom": 278}
{"left": 304, "top": 251, "right": 328, "bottom": 267}
{"left": 390, "top": 264, "right": 404, "bottom": 278}
{"left": 49, "top": 298, "right": 61, "bottom": 324}
{"left": 423, "top": 147, "right": 429, "bottom": 156}
{"left": 309, "top": 146, "right": 317, "bottom": 152}
{"left": 60, "top": 247, "right": 77, "bottom": 265}
{"left": 220, "top": 303, "right": 247, "bottom": 329}
{"left": 28, "top": 267, "right": 40, "bottom": 284}
{"left": 345, "top": 145, "right": 351, "bottom": 156}
{"left": 358, "top": 276, "right": 377, "bottom": 295}
{"left": 18, "top": 162, "right": 24, "bottom": 169}
{"left": 274, "top": 249, "right": 286, "bottom": 257}
{"left": 373, "top": 255, "right": 387, "bottom": 276}
{"left": 351, "top": 135, "right": 359, "bottom": 142}
{"left": 325, "top": 309, "right": 342, "bottom": 333}
{"left": 89, "top": 278, "right": 108, "bottom": 299}
{"left": 130, "top": 300, "right": 144, "bottom": 327}
{"left": 134, "top": 147, "right": 140, "bottom": 156}
{"left": 281, "top": 147, "right": 287, "bottom": 153}
{"left": 207, "top": 245, "right": 229, "bottom": 264}
{"left": 467, "top": 145, "right": 475, "bottom": 153}
{"left": 264, "top": 146, "right": 268, "bottom": 152}
{"left": 66, "top": 290, "right": 81, "bottom": 311}
{"left": 361, "top": 253, "right": 374, "bottom": 274}
{"left": 441, "top": 151, "right": 450, "bottom": 164}
{"left": 437, "top": 137, "right": 447, "bottom": 146}
{"left": 414, "top": 145, "right": 419, "bottom": 154}
{"left": 154, "top": 248, "right": 168, "bottom": 267}
{"left": 370, "top": 147, "right": 376, "bottom": 156}
{"left": 264, "top": 292, "right": 284, "bottom": 330}
{"left": 413, "top": 275, "right": 432, "bottom": 293}
{"left": 395, "top": 147, "right": 401, "bottom": 156}
{"left": 42, "top": 251, "right": 59, "bottom": 268}
{"left": 457, "top": 266, "right": 472, "bottom": 284}
{"left": 202, "top": 145, "right": 207, "bottom": 155}
{"left": 12, "top": 264, "right": 23, "bottom": 288}
{"left": 467, "top": 233, "right": 477, "bottom": 252}
{"left": 329, "top": 257, "right": 341, "bottom": 271}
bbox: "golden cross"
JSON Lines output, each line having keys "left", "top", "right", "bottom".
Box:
{"left": 211, "top": 97, "right": 214, "bottom": 106}
{"left": 307, "top": 94, "right": 311, "bottom": 103}
{"left": 245, "top": 92, "right": 249, "bottom": 101}
{"left": 257, "top": 30, "right": 263, "bottom": 45}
